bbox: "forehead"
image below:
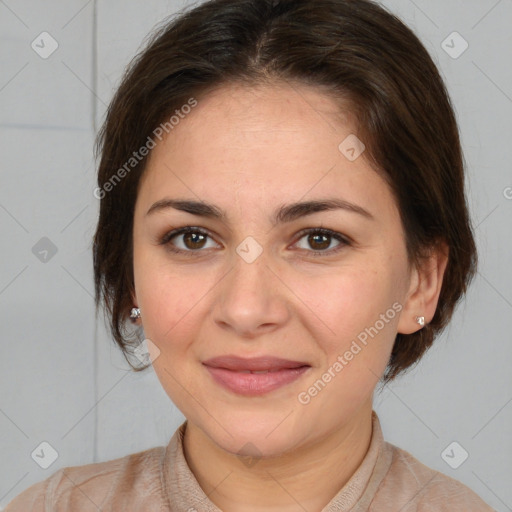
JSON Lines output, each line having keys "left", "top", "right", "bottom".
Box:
{"left": 137, "top": 82, "right": 396, "bottom": 225}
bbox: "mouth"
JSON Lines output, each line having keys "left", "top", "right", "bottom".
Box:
{"left": 235, "top": 369, "right": 294, "bottom": 374}
{"left": 202, "top": 355, "right": 311, "bottom": 396}
{"left": 203, "top": 355, "right": 310, "bottom": 371}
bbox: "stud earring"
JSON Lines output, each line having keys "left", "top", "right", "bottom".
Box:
{"left": 130, "top": 307, "right": 141, "bottom": 319}
{"left": 415, "top": 316, "right": 425, "bottom": 327}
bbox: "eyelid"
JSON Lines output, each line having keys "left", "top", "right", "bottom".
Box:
{"left": 292, "top": 227, "right": 351, "bottom": 256}
{"left": 293, "top": 227, "right": 352, "bottom": 246}
{"left": 158, "top": 226, "right": 218, "bottom": 248}
{"left": 159, "top": 226, "right": 352, "bottom": 256}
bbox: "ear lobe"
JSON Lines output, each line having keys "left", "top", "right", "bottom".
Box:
{"left": 129, "top": 290, "right": 141, "bottom": 324}
{"left": 130, "top": 289, "right": 138, "bottom": 308}
{"left": 397, "top": 241, "right": 449, "bottom": 335}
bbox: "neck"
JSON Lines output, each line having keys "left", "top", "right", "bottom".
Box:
{"left": 182, "top": 405, "right": 374, "bottom": 512}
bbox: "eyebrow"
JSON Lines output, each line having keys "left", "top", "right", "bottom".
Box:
{"left": 146, "top": 197, "right": 374, "bottom": 224}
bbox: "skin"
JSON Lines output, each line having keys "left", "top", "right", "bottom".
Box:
{"left": 131, "top": 81, "right": 448, "bottom": 512}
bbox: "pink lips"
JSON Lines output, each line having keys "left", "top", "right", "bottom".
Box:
{"left": 203, "top": 355, "right": 311, "bottom": 396}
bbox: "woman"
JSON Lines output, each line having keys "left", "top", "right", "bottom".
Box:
{"left": 6, "top": 0, "right": 495, "bottom": 510}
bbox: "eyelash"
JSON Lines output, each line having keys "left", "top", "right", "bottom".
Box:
{"left": 158, "top": 226, "right": 351, "bottom": 258}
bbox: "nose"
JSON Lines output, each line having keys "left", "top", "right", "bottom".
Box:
{"left": 212, "top": 245, "right": 291, "bottom": 339}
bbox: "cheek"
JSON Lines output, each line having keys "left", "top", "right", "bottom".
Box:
{"left": 299, "top": 262, "right": 398, "bottom": 344}
{"left": 135, "top": 262, "right": 205, "bottom": 399}
{"left": 137, "top": 269, "right": 198, "bottom": 342}
{"left": 133, "top": 246, "right": 181, "bottom": 338}
{"left": 293, "top": 262, "right": 401, "bottom": 405}
{"left": 132, "top": 245, "right": 218, "bottom": 358}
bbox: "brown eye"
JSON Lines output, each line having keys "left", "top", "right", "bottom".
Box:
{"left": 160, "top": 227, "right": 218, "bottom": 254}
{"left": 294, "top": 228, "right": 350, "bottom": 256}
{"left": 159, "top": 226, "right": 350, "bottom": 258}
{"left": 307, "top": 233, "right": 331, "bottom": 251}
{"left": 181, "top": 231, "right": 207, "bottom": 250}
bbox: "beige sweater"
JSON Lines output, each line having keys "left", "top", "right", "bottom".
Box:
{"left": 6, "top": 412, "right": 494, "bottom": 511}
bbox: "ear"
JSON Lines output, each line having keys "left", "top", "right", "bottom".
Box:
{"left": 397, "top": 241, "right": 449, "bottom": 334}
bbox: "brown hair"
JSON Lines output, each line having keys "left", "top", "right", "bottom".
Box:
{"left": 93, "top": 0, "right": 478, "bottom": 382}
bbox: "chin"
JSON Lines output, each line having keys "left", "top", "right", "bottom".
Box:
{"left": 198, "top": 411, "right": 309, "bottom": 459}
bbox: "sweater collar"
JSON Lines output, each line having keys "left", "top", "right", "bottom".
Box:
{"left": 161, "top": 410, "right": 392, "bottom": 511}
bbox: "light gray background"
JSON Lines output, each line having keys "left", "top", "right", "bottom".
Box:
{"left": 1, "top": 0, "right": 511, "bottom": 510}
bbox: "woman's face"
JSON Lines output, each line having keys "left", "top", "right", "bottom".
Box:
{"left": 132, "top": 82, "right": 419, "bottom": 456}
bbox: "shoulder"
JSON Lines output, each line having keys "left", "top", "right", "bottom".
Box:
{"left": 373, "top": 442, "right": 495, "bottom": 511}
{"left": 5, "top": 446, "right": 166, "bottom": 512}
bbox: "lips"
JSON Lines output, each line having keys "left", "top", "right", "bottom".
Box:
{"left": 202, "top": 355, "right": 310, "bottom": 372}
{"left": 202, "top": 355, "right": 311, "bottom": 395}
